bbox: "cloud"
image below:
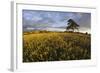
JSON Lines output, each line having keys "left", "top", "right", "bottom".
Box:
{"left": 32, "top": 16, "right": 42, "bottom": 22}
{"left": 23, "top": 10, "right": 91, "bottom": 32}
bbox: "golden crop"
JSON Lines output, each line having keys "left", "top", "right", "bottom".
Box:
{"left": 23, "top": 31, "right": 91, "bottom": 62}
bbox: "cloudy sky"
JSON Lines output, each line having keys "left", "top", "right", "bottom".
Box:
{"left": 22, "top": 10, "right": 91, "bottom": 33}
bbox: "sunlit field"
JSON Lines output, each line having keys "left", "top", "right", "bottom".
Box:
{"left": 23, "top": 31, "right": 91, "bottom": 62}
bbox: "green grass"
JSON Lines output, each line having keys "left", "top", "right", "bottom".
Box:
{"left": 23, "top": 31, "right": 91, "bottom": 62}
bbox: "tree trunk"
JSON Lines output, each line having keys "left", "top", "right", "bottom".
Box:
{"left": 73, "top": 28, "right": 74, "bottom": 32}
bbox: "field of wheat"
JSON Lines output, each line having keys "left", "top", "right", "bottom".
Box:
{"left": 23, "top": 31, "right": 91, "bottom": 62}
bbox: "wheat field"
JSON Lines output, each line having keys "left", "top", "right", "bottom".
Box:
{"left": 23, "top": 31, "right": 91, "bottom": 62}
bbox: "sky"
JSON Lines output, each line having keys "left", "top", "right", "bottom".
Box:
{"left": 22, "top": 10, "right": 91, "bottom": 33}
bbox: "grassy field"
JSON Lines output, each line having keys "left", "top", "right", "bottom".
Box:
{"left": 23, "top": 31, "right": 91, "bottom": 62}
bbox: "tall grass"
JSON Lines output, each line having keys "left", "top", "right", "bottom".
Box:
{"left": 23, "top": 31, "right": 91, "bottom": 62}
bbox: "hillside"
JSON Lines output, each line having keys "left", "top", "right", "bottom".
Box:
{"left": 23, "top": 31, "right": 91, "bottom": 62}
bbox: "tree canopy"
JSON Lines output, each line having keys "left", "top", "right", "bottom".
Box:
{"left": 66, "top": 19, "right": 79, "bottom": 32}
